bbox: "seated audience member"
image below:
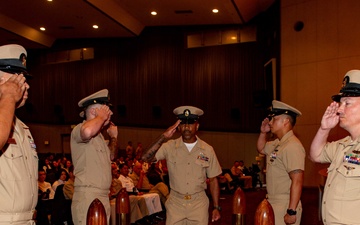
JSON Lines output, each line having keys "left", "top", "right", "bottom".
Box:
{"left": 63, "top": 160, "right": 72, "bottom": 174}
{"left": 60, "top": 156, "right": 67, "bottom": 169}
{"left": 38, "top": 169, "right": 55, "bottom": 200}
{"left": 52, "top": 183, "right": 73, "bottom": 225}
{"left": 129, "top": 162, "right": 153, "bottom": 191}
{"left": 63, "top": 165, "right": 75, "bottom": 200}
{"left": 46, "top": 160, "right": 61, "bottom": 185}
{"left": 217, "top": 168, "right": 235, "bottom": 193}
{"left": 110, "top": 162, "right": 150, "bottom": 224}
{"left": 126, "top": 159, "right": 134, "bottom": 175}
{"left": 118, "top": 163, "right": 138, "bottom": 193}
{"left": 126, "top": 141, "right": 134, "bottom": 159}
{"left": 148, "top": 168, "right": 169, "bottom": 205}
{"left": 231, "top": 160, "right": 253, "bottom": 189}
{"left": 37, "top": 169, "right": 55, "bottom": 224}
{"left": 249, "top": 163, "right": 262, "bottom": 188}
{"left": 118, "top": 156, "right": 125, "bottom": 165}
{"left": 42, "top": 158, "right": 52, "bottom": 173}
{"left": 52, "top": 169, "right": 69, "bottom": 192}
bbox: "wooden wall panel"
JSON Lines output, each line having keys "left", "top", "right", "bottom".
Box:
{"left": 20, "top": 20, "right": 279, "bottom": 132}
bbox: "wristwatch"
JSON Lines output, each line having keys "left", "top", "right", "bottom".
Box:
{"left": 213, "top": 205, "right": 222, "bottom": 211}
{"left": 287, "top": 209, "right": 297, "bottom": 216}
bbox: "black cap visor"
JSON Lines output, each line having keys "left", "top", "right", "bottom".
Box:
{"left": 82, "top": 97, "right": 110, "bottom": 108}
{"left": 179, "top": 118, "right": 197, "bottom": 124}
{"left": 267, "top": 109, "right": 297, "bottom": 120}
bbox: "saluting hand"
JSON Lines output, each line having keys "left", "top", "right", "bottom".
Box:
{"left": 95, "top": 105, "right": 112, "bottom": 122}
{"left": 107, "top": 122, "right": 118, "bottom": 138}
{"left": 163, "top": 120, "right": 181, "bottom": 139}
{"left": 260, "top": 117, "right": 271, "bottom": 133}
{"left": 0, "top": 74, "right": 26, "bottom": 103}
{"left": 320, "top": 101, "right": 339, "bottom": 130}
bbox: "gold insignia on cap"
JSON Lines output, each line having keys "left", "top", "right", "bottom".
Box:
{"left": 20, "top": 53, "right": 26, "bottom": 67}
{"left": 342, "top": 76, "right": 349, "bottom": 88}
{"left": 184, "top": 109, "right": 190, "bottom": 117}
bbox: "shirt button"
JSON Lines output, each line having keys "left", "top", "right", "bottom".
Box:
{"left": 323, "top": 201, "right": 326, "bottom": 204}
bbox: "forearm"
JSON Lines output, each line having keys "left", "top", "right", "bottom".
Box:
{"left": 0, "top": 99, "right": 16, "bottom": 149}
{"left": 136, "top": 175, "right": 144, "bottom": 189}
{"left": 288, "top": 171, "right": 304, "bottom": 210}
{"left": 108, "top": 137, "right": 117, "bottom": 161}
{"left": 80, "top": 117, "right": 105, "bottom": 141}
{"left": 256, "top": 132, "right": 267, "bottom": 154}
{"left": 310, "top": 127, "right": 330, "bottom": 162}
{"left": 142, "top": 134, "right": 166, "bottom": 162}
{"left": 209, "top": 177, "right": 220, "bottom": 207}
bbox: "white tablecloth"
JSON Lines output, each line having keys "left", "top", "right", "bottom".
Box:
{"left": 110, "top": 193, "right": 162, "bottom": 225}
{"left": 142, "top": 193, "right": 162, "bottom": 215}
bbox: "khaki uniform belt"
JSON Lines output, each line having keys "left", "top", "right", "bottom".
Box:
{"left": 0, "top": 211, "right": 34, "bottom": 222}
{"left": 75, "top": 186, "right": 109, "bottom": 195}
{"left": 267, "top": 194, "right": 290, "bottom": 200}
{"left": 171, "top": 190, "right": 204, "bottom": 200}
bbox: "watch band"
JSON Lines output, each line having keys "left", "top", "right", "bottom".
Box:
{"left": 287, "top": 209, "right": 297, "bottom": 216}
{"left": 213, "top": 205, "right": 222, "bottom": 211}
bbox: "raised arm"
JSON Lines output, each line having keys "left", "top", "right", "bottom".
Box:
{"left": 142, "top": 120, "right": 180, "bottom": 162}
{"left": 310, "top": 102, "right": 339, "bottom": 162}
{"left": 80, "top": 105, "right": 112, "bottom": 141}
{"left": 0, "top": 74, "right": 26, "bottom": 149}
{"left": 257, "top": 117, "right": 271, "bottom": 154}
{"left": 107, "top": 122, "right": 118, "bottom": 161}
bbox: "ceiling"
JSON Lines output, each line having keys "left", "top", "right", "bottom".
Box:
{"left": 0, "top": 0, "right": 275, "bottom": 49}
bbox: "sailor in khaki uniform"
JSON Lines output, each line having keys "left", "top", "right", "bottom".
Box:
{"left": 71, "top": 89, "right": 118, "bottom": 225}
{"left": 0, "top": 44, "right": 38, "bottom": 225}
{"left": 142, "top": 106, "right": 222, "bottom": 225}
{"left": 257, "top": 100, "right": 305, "bottom": 225}
{"left": 310, "top": 70, "right": 360, "bottom": 225}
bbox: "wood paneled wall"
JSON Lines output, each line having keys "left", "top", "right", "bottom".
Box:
{"left": 18, "top": 4, "right": 279, "bottom": 133}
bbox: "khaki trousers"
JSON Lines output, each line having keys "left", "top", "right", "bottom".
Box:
{"left": 165, "top": 191, "right": 209, "bottom": 225}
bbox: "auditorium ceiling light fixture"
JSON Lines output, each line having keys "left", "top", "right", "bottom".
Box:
{"left": 151, "top": 11, "right": 157, "bottom": 16}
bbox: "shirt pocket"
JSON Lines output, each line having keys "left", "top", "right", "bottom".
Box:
{"left": 1, "top": 145, "right": 26, "bottom": 180}
{"left": 195, "top": 158, "right": 210, "bottom": 168}
{"left": 337, "top": 163, "right": 360, "bottom": 193}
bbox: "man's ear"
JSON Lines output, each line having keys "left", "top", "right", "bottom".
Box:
{"left": 196, "top": 124, "right": 199, "bottom": 131}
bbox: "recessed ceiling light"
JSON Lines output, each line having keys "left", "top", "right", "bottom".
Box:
{"left": 93, "top": 25, "right": 99, "bottom": 29}
{"left": 47, "top": 0, "right": 52, "bottom": 2}
{"left": 212, "top": 9, "right": 219, "bottom": 13}
{"left": 151, "top": 11, "right": 157, "bottom": 16}
{"left": 40, "top": 27, "right": 46, "bottom": 31}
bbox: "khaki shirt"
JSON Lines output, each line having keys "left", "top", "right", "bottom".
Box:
{"left": 63, "top": 179, "right": 74, "bottom": 200}
{"left": 263, "top": 130, "right": 305, "bottom": 197}
{"left": 0, "top": 117, "right": 38, "bottom": 214}
{"left": 318, "top": 136, "right": 360, "bottom": 225}
{"left": 71, "top": 122, "right": 112, "bottom": 191}
{"left": 155, "top": 136, "right": 221, "bottom": 195}
{"left": 129, "top": 172, "right": 152, "bottom": 189}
